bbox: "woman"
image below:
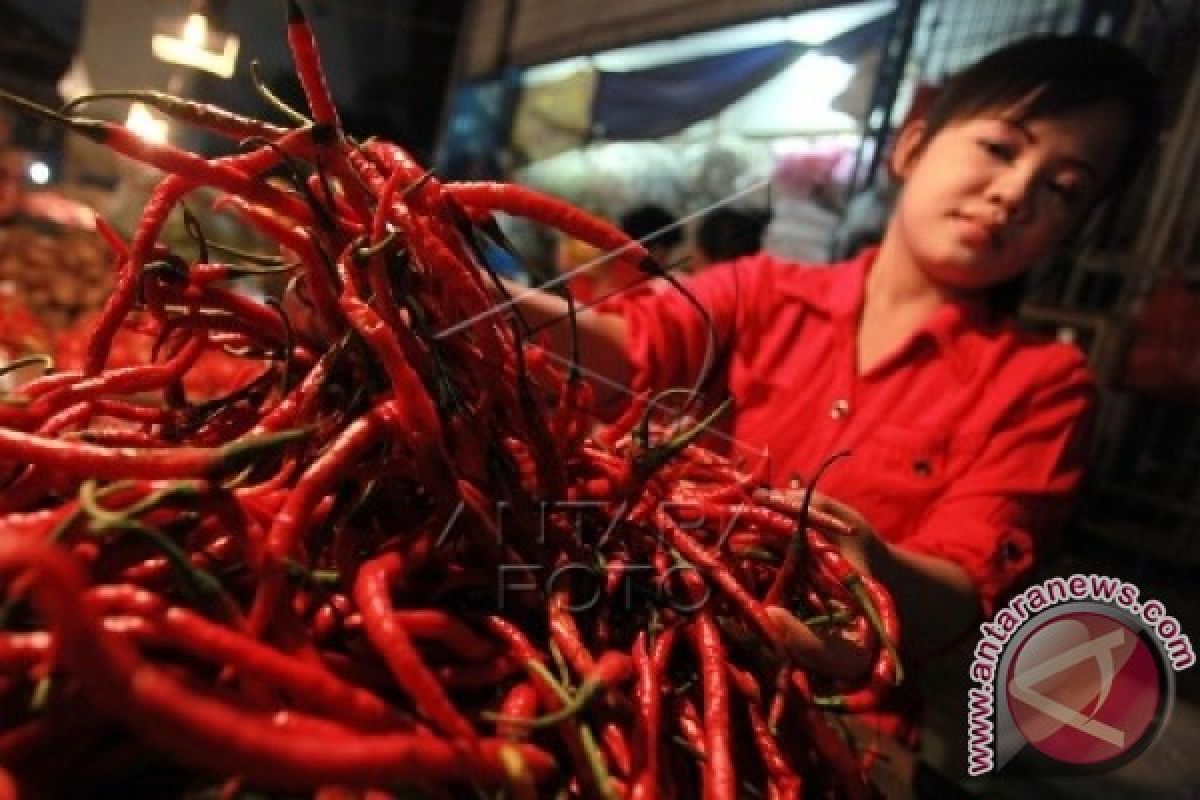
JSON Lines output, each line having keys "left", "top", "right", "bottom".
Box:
{"left": 500, "top": 34, "right": 1163, "bottom": 743}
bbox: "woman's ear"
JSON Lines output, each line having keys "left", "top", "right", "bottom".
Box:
{"left": 888, "top": 120, "right": 928, "bottom": 180}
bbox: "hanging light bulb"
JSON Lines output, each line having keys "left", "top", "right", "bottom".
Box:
{"left": 28, "top": 161, "right": 51, "bottom": 186}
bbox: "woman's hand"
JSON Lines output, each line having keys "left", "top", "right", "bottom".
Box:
{"left": 756, "top": 480, "right": 982, "bottom": 663}
{"left": 754, "top": 484, "right": 879, "bottom": 573}
{"left": 754, "top": 484, "right": 885, "bottom": 680}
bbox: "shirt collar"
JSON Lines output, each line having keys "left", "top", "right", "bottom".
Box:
{"left": 783, "top": 246, "right": 986, "bottom": 382}
{"left": 920, "top": 300, "right": 987, "bottom": 382}
{"left": 780, "top": 246, "right": 873, "bottom": 320}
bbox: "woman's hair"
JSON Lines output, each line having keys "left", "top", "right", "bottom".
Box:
{"left": 922, "top": 35, "right": 1162, "bottom": 190}
{"left": 916, "top": 35, "right": 1163, "bottom": 316}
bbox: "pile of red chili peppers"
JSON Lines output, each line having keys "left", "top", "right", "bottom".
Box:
{"left": 0, "top": 4, "right": 901, "bottom": 798}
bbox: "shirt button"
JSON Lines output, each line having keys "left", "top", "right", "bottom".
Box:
{"left": 1001, "top": 540, "right": 1024, "bottom": 562}
{"left": 830, "top": 399, "right": 851, "bottom": 420}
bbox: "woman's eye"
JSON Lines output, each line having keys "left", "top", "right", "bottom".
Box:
{"left": 979, "top": 140, "right": 1015, "bottom": 160}
{"left": 1045, "top": 179, "right": 1081, "bottom": 206}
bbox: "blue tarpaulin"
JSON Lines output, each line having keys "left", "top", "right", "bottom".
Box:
{"left": 590, "top": 41, "right": 803, "bottom": 141}
{"left": 436, "top": 70, "right": 521, "bottom": 179}
{"left": 589, "top": 12, "right": 893, "bottom": 141}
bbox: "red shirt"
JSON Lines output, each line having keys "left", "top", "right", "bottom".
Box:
{"left": 603, "top": 248, "right": 1095, "bottom": 743}
{"left": 566, "top": 260, "right": 645, "bottom": 307}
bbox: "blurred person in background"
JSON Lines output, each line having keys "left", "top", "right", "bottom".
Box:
{"left": 618, "top": 203, "right": 683, "bottom": 268}
{"left": 691, "top": 207, "right": 772, "bottom": 271}
{"left": 553, "top": 234, "right": 610, "bottom": 305}
{"left": 553, "top": 204, "right": 683, "bottom": 305}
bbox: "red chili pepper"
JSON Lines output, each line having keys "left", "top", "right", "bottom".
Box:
{"left": 392, "top": 609, "right": 497, "bottom": 662}
{"left": 790, "top": 675, "right": 871, "bottom": 800}
{"left": 0, "top": 425, "right": 306, "bottom": 481}
{"left": 354, "top": 553, "right": 478, "bottom": 742}
{"left": 63, "top": 89, "right": 289, "bottom": 141}
{"left": 746, "top": 700, "right": 801, "bottom": 800}
{"left": 446, "top": 182, "right": 650, "bottom": 276}
{"left": 85, "top": 174, "right": 192, "bottom": 375}
{"left": 250, "top": 405, "right": 384, "bottom": 632}
{"left": 36, "top": 336, "right": 206, "bottom": 419}
{"left": 252, "top": 335, "right": 344, "bottom": 435}
{"left": 362, "top": 140, "right": 443, "bottom": 214}
{"left": 549, "top": 579, "right": 598, "bottom": 678}
{"left": 285, "top": 0, "right": 341, "bottom": 129}
{"left": 485, "top": 616, "right": 615, "bottom": 800}
{"left": 687, "top": 609, "right": 736, "bottom": 800}
{"left": 496, "top": 682, "right": 539, "bottom": 740}
{"left": 0, "top": 541, "right": 557, "bottom": 790}
{"left": 673, "top": 694, "right": 707, "bottom": 760}
{"left": 85, "top": 590, "right": 403, "bottom": 731}
{"left": 630, "top": 627, "right": 676, "bottom": 800}
{"left": 93, "top": 216, "right": 130, "bottom": 259}
{"left": 656, "top": 509, "right": 781, "bottom": 651}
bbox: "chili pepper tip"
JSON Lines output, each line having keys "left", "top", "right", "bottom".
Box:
{"left": 286, "top": 0, "right": 305, "bottom": 23}
{"left": 0, "top": 88, "right": 105, "bottom": 142}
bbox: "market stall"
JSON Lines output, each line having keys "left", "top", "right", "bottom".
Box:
{"left": 0, "top": 1, "right": 1197, "bottom": 798}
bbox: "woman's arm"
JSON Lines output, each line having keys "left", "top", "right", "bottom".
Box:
{"left": 491, "top": 253, "right": 759, "bottom": 409}
{"left": 493, "top": 277, "right": 633, "bottom": 405}
{"left": 867, "top": 537, "right": 979, "bottom": 657}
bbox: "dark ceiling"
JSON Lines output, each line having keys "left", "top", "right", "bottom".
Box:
{"left": 0, "top": 0, "right": 467, "bottom": 161}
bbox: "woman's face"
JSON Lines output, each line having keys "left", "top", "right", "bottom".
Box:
{"left": 887, "top": 101, "right": 1129, "bottom": 291}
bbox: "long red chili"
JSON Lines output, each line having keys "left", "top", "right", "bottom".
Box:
{"left": 0, "top": 425, "right": 306, "bottom": 481}
{"left": 285, "top": 0, "right": 341, "bottom": 129}
{"left": 446, "top": 182, "right": 651, "bottom": 275}
{"left": 354, "top": 552, "right": 478, "bottom": 742}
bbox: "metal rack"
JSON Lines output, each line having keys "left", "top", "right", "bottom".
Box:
{"left": 1077, "top": 70, "right": 1200, "bottom": 572}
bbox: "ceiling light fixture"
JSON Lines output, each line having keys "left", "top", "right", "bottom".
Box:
{"left": 151, "top": 11, "right": 241, "bottom": 79}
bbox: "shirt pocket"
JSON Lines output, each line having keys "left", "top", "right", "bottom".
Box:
{"left": 842, "top": 424, "right": 985, "bottom": 540}
{"left": 736, "top": 374, "right": 779, "bottom": 409}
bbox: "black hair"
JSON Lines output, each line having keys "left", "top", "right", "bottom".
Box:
{"left": 922, "top": 34, "right": 1161, "bottom": 194}
{"left": 696, "top": 208, "right": 771, "bottom": 263}
{"left": 916, "top": 35, "right": 1163, "bottom": 317}
{"left": 619, "top": 204, "right": 683, "bottom": 250}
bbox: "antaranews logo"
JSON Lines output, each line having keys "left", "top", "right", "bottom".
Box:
{"left": 966, "top": 574, "right": 1194, "bottom": 777}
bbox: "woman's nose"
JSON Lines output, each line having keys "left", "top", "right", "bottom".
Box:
{"left": 988, "top": 166, "right": 1038, "bottom": 224}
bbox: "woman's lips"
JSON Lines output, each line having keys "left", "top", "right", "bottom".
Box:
{"left": 952, "top": 214, "right": 1003, "bottom": 250}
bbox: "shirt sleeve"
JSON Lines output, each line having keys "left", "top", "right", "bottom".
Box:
{"left": 597, "top": 255, "right": 770, "bottom": 395}
{"left": 900, "top": 349, "right": 1096, "bottom": 618}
